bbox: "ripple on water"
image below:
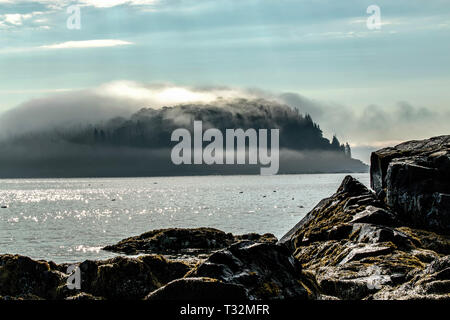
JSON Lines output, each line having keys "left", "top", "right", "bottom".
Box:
{"left": 0, "top": 174, "right": 370, "bottom": 263}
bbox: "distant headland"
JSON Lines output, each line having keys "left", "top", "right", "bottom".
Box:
{"left": 0, "top": 98, "right": 367, "bottom": 178}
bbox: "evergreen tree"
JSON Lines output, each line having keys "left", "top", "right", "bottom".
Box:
{"left": 345, "top": 143, "right": 352, "bottom": 158}
{"left": 331, "top": 135, "right": 340, "bottom": 149}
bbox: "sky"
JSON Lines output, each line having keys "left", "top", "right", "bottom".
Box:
{"left": 1, "top": 0, "right": 450, "bottom": 163}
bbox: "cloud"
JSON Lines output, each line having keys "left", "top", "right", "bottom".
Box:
{"left": 33, "top": 18, "right": 48, "bottom": 23}
{"left": 0, "top": 0, "right": 159, "bottom": 9}
{"left": 0, "top": 91, "right": 368, "bottom": 177}
{"left": 0, "top": 89, "right": 131, "bottom": 137}
{"left": 349, "top": 18, "right": 398, "bottom": 27}
{"left": 277, "top": 91, "right": 450, "bottom": 144}
{"left": 3, "top": 13, "right": 30, "bottom": 25}
{"left": 0, "top": 11, "right": 43, "bottom": 27}
{"left": 0, "top": 144, "right": 367, "bottom": 178}
{"left": 95, "top": 81, "right": 261, "bottom": 105}
{"left": 0, "top": 81, "right": 263, "bottom": 137}
{"left": 39, "top": 39, "right": 133, "bottom": 49}
{"left": 0, "top": 88, "right": 73, "bottom": 94}
{"left": 0, "top": 40, "right": 133, "bottom": 54}
{"left": 0, "top": 81, "right": 448, "bottom": 165}
{"left": 78, "top": 0, "right": 159, "bottom": 8}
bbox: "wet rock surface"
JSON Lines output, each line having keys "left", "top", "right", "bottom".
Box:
{"left": 1, "top": 136, "right": 449, "bottom": 300}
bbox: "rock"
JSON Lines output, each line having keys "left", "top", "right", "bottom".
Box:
{"left": 279, "top": 176, "right": 387, "bottom": 250}
{"left": 186, "top": 241, "right": 318, "bottom": 300}
{"left": 74, "top": 255, "right": 191, "bottom": 300}
{"left": 396, "top": 227, "right": 450, "bottom": 255}
{"left": 235, "top": 232, "right": 278, "bottom": 243}
{"left": 370, "top": 135, "right": 450, "bottom": 233}
{"left": 0, "top": 254, "right": 65, "bottom": 299}
{"left": 350, "top": 206, "right": 397, "bottom": 226}
{"left": 0, "top": 253, "right": 191, "bottom": 300}
{"left": 370, "top": 136, "right": 450, "bottom": 194}
{"left": 337, "top": 245, "right": 393, "bottom": 265}
{"left": 145, "top": 277, "right": 248, "bottom": 301}
{"left": 103, "top": 227, "right": 277, "bottom": 256}
{"left": 350, "top": 224, "right": 414, "bottom": 248}
{"left": 279, "top": 173, "right": 449, "bottom": 300}
{"left": 373, "top": 256, "right": 450, "bottom": 300}
{"left": 317, "top": 294, "right": 340, "bottom": 300}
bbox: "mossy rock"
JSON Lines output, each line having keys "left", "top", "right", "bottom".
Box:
{"left": 0, "top": 254, "right": 64, "bottom": 299}
{"left": 103, "top": 227, "right": 277, "bottom": 256}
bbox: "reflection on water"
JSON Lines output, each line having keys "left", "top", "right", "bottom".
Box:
{"left": 0, "top": 174, "right": 369, "bottom": 263}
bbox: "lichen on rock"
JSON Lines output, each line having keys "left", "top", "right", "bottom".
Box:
{"left": 279, "top": 136, "right": 450, "bottom": 300}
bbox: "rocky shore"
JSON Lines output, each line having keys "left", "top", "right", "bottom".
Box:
{"left": 1, "top": 135, "right": 449, "bottom": 300}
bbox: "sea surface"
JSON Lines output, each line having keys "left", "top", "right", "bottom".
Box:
{"left": 0, "top": 174, "right": 369, "bottom": 263}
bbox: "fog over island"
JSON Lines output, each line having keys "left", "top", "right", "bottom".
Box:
{"left": 0, "top": 83, "right": 368, "bottom": 178}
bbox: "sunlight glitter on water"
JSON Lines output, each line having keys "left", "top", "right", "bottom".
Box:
{"left": 0, "top": 174, "right": 369, "bottom": 263}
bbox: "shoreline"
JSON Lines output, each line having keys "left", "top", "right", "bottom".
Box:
{"left": 0, "top": 170, "right": 370, "bottom": 180}
{"left": 1, "top": 136, "right": 448, "bottom": 300}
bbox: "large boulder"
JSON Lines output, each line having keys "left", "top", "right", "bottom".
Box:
{"left": 186, "top": 241, "right": 319, "bottom": 300}
{"left": 279, "top": 176, "right": 387, "bottom": 250}
{"left": 71, "top": 255, "right": 191, "bottom": 300}
{"left": 279, "top": 175, "right": 450, "bottom": 300}
{"left": 0, "top": 254, "right": 65, "bottom": 299}
{"left": 103, "top": 227, "right": 277, "bottom": 256}
{"left": 0, "top": 253, "right": 191, "bottom": 300}
{"left": 370, "top": 135, "right": 450, "bottom": 233}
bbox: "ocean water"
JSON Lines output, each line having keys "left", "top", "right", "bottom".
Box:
{"left": 0, "top": 174, "right": 369, "bottom": 263}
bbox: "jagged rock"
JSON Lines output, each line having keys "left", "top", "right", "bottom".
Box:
{"left": 0, "top": 254, "right": 65, "bottom": 299}
{"left": 396, "top": 227, "right": 450, "bottom": 255}
{"left": 103, "top": 227, "right": 277, "bottom": 256}
{"left": 279, "top": 176, "right": 390, "bottom": 250}
{"left": 350, "top": 224, "right": 414, "bottom": 248}
{"left": 370, "top": 135, "right": 450, "bottom": 233}
{"left": 145, "top": 277, "right": 248, "bottom": 301}
{"left": 186, "top": 241, "right": 318, "bottom": 300}
{"left": 73, "top": 255, "right": 191, "bottom": 300}
{"left": 337, "top": 245, "right": 393, "bottom": 265}
{"left": 373, "top": 256, "right": 450, "bottom": 300}
{"left": 279, "top": 175, "right": 450, "bottom": 300}
{"left": 350, "top": 206, "right": 397, "bottom": 226}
